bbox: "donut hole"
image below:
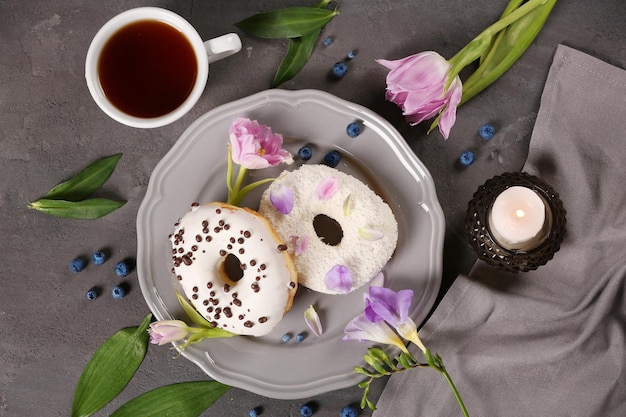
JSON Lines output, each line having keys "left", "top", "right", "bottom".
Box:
{"left": 221, "top": 253, "right": 244, "bottom": 283}
{"left": 313, "top": 214, "right": 343, "bottom": 246}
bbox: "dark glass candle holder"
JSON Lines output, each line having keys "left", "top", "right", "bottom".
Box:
{"left": 465, "top": 172, "right": 566, "bottom": 273}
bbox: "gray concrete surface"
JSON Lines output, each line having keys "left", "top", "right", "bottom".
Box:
{"left": 1, "top": 1, "right": 624, "bottom": 416}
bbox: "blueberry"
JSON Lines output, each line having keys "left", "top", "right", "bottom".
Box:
{"left": 479, "top": 123, "right": 496, "bottom": 140}
{"left": 332, "top": 62, "right": 348, "bottom": 78}
{"left": 340, "top": 406, "right": 358, "bottom": 417}
{"left": 323, "top": 150, "right": 341, "bottom": 167}
{"left": 115, "top": 261, "right": 130, "bottom": 277}
{"left": 346, "top": 122, "right": 361, "bottom": 138}
{"left": 249, "top": 408, "right": 258, "bottom": 417}
{"left": 296, "top": 332, "right": 306, "bottom": 343}
{"left": 281, "top": 333, "right": 292, "bottom": 343}
{"left": 459, "top": 151, "right": 475, "bottom": 167}
{"left": 91, "top": 251, "right": 106, "bottom": 265}
{"left": 86, "top": 288, "right": 98, "bottom": 300}
{"left": 323, "top": 37, "right": 332, "bottom": 46}
{"left": 300, "top": 404, "right": 313, "bottom": 417}
{"left": 69, "top": 258, "right": 85, "bottom": 273}
{"left": 298, "top": 145, "right": 313, "bottom": 161}
{"left": 347, "top": 50, "right": 356, "bottom": 59}
{"left": 112, "top": 285, "right": 126, "bottom": 299}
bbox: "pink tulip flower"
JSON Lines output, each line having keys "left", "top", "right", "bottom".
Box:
{"left": 377, "top": 52, "right": 462, "bottom": 139}
{"left": 229, "top": 117, "right": 292, "bottom": 169}
{"left": 148, "top": 320, "right": 190, "bottom": 345}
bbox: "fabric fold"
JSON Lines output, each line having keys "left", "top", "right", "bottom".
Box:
{"left": 373, "top": 45, "right": 626, "bottom": 417}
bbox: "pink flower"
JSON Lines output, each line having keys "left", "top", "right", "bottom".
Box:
{"left": 148, "top": 320, "right": 190, "bottom": 345}
{"left": 229, "top": 117, "right": 292, "bottom": 169}
{"left": 377, "top": 52, "right": 462, "bottom": 139}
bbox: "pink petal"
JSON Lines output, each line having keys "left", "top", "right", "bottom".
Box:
{"left": 324, "top": 264, "right": 353, "bottom": 293}
{"left": 290, "top": 235, "right": 309, "bottom": 255}
{"left": 270, "top": 185, "right": 294, "bottom": 214}
{"left": 438, "top": 77, "right": 463, "bottom": 139}
{"left": 316, "top": 177, "right": 339, "bottom": 200}
{"left": 304, "top": 305, "right": 323, "bottom": 336}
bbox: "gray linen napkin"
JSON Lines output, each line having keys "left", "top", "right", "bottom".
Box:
{"left": 373, "top": 44, "right": 626, "bottom": 417}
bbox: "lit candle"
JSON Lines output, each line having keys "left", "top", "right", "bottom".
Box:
{"left": 488, "top": 186, "right": 548, "bottom": 250}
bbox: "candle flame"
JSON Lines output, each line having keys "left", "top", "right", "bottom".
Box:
{"left": 514, "top": 209, "right": 526, "bottom": 219}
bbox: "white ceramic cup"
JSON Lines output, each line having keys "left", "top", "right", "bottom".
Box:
{"left": 85, "top": 7, "right": 242, "bottom": 128}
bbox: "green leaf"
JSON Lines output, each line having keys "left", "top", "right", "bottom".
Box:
{"left": 363, "top": 354, "right": 388, "bottom": 374}
{"left": 109, "top": 381, "right": 230, "bottom": 417}
{"left": 176, "top": 290, "right": 213, "bottom": 328}
{"left": 176, "top": 292, "right": 235, "bottom": 337}
{"left": 28, "top": 198, "right": 126, "bottom": 219}
{"left": 235, "top": 7, "right": 338, "bottom": 39}
{"left": 272, "top": 29, "right": 321, "bottom": 87}
{"left": 354, "top": 366, "right": 373, "bottom": 377}
{"left": 367, "top": 347, "right": 395, "bottom": 369}
{"left": 396, "top": 352, "right": 412, "bottom": 369}
{"left": 460, "top": 0, "right": 557, "bottom": 105}
{"left": 71, "top": 314, "right": 152, "bottom": 417}
{"left": 42, "top": 153, "right": 122, "bottom": 201}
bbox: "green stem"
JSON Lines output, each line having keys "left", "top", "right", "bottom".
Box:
{"left": 460, "top": 0, "right": 556, "bottom": 104}
{"left": 228, "top": 177, "right": 276, "bottom": 207}
{"left": 227, "top": 166, "right": 248, "bottom": 205}
{"left": 423, "top": 349, "right": 470, "bottom": 417}
{"left": 226, "top": 146, "right": 234, "bottom": 196}
{"left": 479, "top": 0, "right": 524, "bottom": 64}
{"left": 447, "top": 0, "right": 549, "bottom": 82}
{"left": 440, "top": 368, "right": 470, "bottom": 417}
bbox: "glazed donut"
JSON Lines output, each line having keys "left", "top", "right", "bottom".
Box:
{"left": 170, "top": 202, "right": 298, "bottom": 337}
{"left": 258, "top": 164, "right": 398, "bottom": 294}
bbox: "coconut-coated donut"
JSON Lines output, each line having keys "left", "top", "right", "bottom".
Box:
{"left": 170, "top": 202, "right": 298, "bottom": 337}
{"left": 258, "top": 164, "right": 398, "bottom": 294}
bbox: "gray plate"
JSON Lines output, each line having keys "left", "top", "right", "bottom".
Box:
{"left": 136, "top": 89, "right": 445, "bottom": 399}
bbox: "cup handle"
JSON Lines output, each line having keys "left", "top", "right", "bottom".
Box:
{"left": 204, "top": 33, "right": 242, "bottom": 64}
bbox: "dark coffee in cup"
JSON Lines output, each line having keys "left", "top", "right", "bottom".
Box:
{"left": 85, "top": 7, "right": 241, "bottom": 128}
{"left": 98, "top": 20, "right": 198, "bottom": 118}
